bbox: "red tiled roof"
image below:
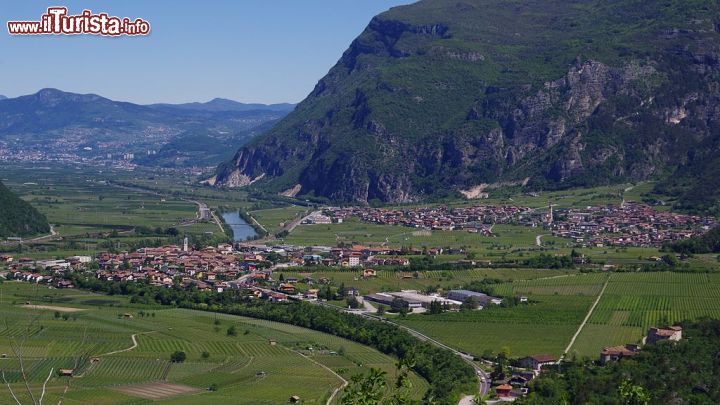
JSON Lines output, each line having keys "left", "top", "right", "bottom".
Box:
{"left": 601, "top": 346, "right": 638, "bottom": 356}
{"left": 530, "top": 354, "right": 556, "bottom": 363}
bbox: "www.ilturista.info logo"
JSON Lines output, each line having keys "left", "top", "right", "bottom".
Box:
{"left": 7, "top": 7, "right": 150, "bottom": 36}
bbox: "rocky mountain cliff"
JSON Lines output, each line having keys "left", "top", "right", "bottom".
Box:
{"left": 216, "top": 0, "right": 720, "bottom": 208}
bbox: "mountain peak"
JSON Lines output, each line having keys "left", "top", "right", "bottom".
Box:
{"left": 214, "top": 0, "right": 720, "bottom": 206}
{"left": 30, "top": 88, "right": 106, "bottom": 106}
{"left": 36, "top": 88, "right": 65, "bottom": 95}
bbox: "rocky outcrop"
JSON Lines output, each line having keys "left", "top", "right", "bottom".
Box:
{"left": 215, "top": 0, "right": 720, "bottom": 204}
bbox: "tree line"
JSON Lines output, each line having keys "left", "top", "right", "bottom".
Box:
{"left": 665, "top": 226, "right": 720, "bottom": 254}
{"left": 516, "top": 318, "right": 720, "bottom": 404}
{"left": 67, "top": 274, "right": 475, "bottom": 404}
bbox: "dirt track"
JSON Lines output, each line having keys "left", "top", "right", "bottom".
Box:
{"left": 21, "top": 304, "right": 86, "bottom": 312}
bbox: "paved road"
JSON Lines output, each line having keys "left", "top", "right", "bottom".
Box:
{"left": 621, "top": 185, "right": 635, "bottom": 208}
{"left": 1, "top": 225, "right": 60, "bottom": 246}
{"left": 246, "top": 213, "right": 268, "bottom": 235}
{"left": 535, "top": 234, "right": 549, "bottom": 246}
{"left": 107, "top": 181, "right": 225, "bottom": 235}
{"left": 285, "top": 210, "right": 314, "bottom": 234}
{"left": 314, "top": 302, "right": 491, "bottom": 399}
{"left": 207, "top": 206, "right": 226, "bottom": 235}
{"left": 459, "top": 395, "right": 478, "bottom": 405}
{"left": 176, "top": 198, "right": 225, "bottom": 236}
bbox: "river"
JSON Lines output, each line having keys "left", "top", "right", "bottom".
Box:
{"left": 220, "top": 211, "right": 258, "bottom": 242}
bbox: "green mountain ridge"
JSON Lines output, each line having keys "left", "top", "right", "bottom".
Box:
{"left": 0, "top": 181, "right": 49, "bottom": 238}
{"left": 215, "top": 0, "right": 720, "bottom": 209}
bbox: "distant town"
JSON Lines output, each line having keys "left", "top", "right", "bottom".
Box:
{"left": 321, "top": 201, "right": 716, "bottom": 248}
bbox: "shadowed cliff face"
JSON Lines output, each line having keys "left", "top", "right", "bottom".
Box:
{"left": 216, "top": 0, "right": 720, "bottom": 204}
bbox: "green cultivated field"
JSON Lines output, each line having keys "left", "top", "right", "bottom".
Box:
{"left": 380, "top": 183, "right": 640, "bottom": 210}
{"left": 250, "top": 206, "right": 309, "bottom": 235}
{"left": 0, "top": 165, "right": 231, "bottom": 259}
{"left": 285, "top": 219, "right": 718, "bottom": 270}
{"left": 397, "top": 272, "right": 720, "bottom": 360}
{"left": 276, "top": 267, "right": 576, "bottom": 297}
{"left": 0, "top": 283, "right": 424, "bottom": 404}
{"left": 571, "top": 272, "right": 720, "bottom": 358}
{"left": 285, "top": 219, "right": 543, "bottom": 251}
{"left": 399, "top": 291, "right": 597, "bottom": 359}
{"left": 1, "top": 166, "right": 205, "bottom": 236}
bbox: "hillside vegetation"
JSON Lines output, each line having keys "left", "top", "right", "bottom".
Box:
{"left": 0, "top": 181, "right": 49, "bottom": 237}
{"left": 216, "top": 0, "right": 720, "bottom": 211}
{"left": 518, "top": 318, "right": 720, "bottom": 404}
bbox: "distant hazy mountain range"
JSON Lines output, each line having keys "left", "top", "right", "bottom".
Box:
{"left": 0, "top": 95, "right": 7, "bottom": 100}
{"left": 0, "top": 89, "right": 293, "bottom": 167}
{"left": 150, "top": 98, "right": 295, "bottom": 113}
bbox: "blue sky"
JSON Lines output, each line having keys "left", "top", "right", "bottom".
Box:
{"left": 1, "top": 0, "right": 415, "bottom": 104}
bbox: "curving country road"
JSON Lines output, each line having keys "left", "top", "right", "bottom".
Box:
{"left": 98, "top": 330, "right": 157, "bottom": 357}
{"left": 285, "top": 346, "right": 348, "bottom": 405}
{"left": 1, "top": 225, "right": 59, "bottom": 246}
{"left": 312, "top": 301, "right": 491, "bottom": 400}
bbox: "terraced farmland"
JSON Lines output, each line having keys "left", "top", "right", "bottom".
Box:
{"left": 0, "top": 283, "right": 425, "bottom": 404}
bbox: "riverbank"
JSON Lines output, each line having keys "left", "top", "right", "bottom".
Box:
{"left": 220, "top": 210, "right": 263, "bottom": 241}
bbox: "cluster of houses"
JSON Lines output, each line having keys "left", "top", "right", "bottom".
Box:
{"left": 322, "top": 202, "right": 715, "bottom": 248}
{"left": 491, "top": 325, "right": 684, "bottom": 400}
{"left": 490, "top": 354, "right": 558, "bottom": 400}
{"left": 1, "top": 238, "right": 413, "bottom": 290}
{"left": 3, "top": 243, "right": 263, "bottom": 292}
{"left": 0, "top": 240, "right": 418, "bottom": 298}
{"left": 300, "top": 211, "right": 335, "bottom": 225}
{"left": 1, "top": 255, "right": 92, "bottom": 288}
{"left": 1, "top": 249, "right": 689, "bottom": 403}
{"left": 550, "top": 203, "right": 715, "bottom": 247}
{"left": 326, "top": 205, "right": 528, "bottom": 232}
{"left": 293, "top": 245, "right": 412, "bottom": 268}
{"left": 598, "top": 325, "right": 683, "bottom": 365}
